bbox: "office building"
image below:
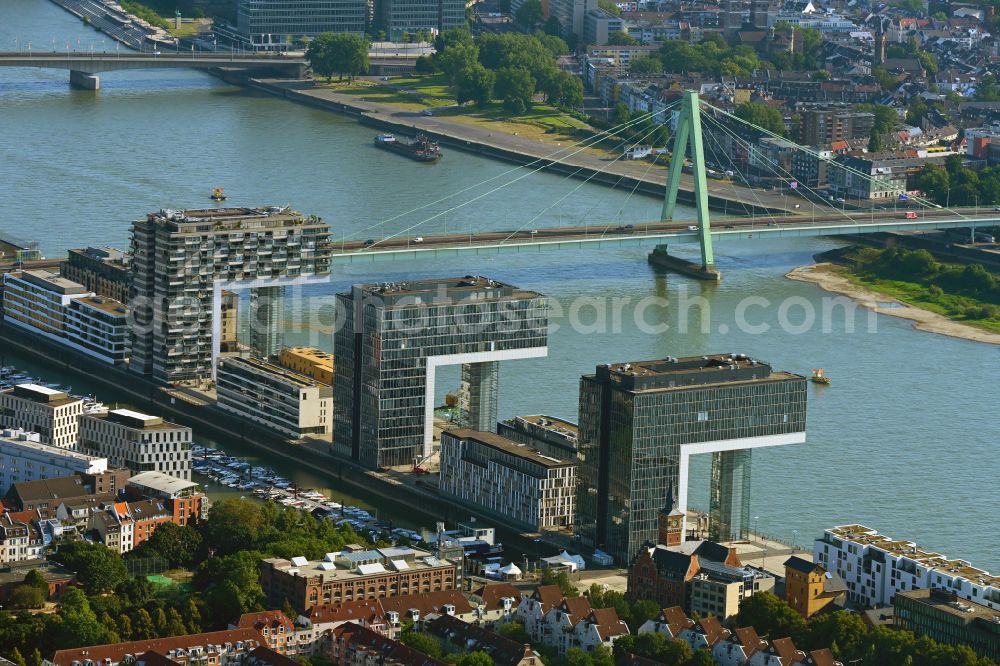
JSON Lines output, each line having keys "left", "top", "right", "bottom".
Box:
{"left": 497, "top": 414, "right": 578, "bottom": 460}
{"left": 79, "top": 409, "right": 193, "bottom": 481}
{"left": 127, "top": 470, "right": 208, "bottom": 526}
{"left": 814, "top": 525, "right": 1000, "bottom": 611}
{"left": 439, "top": 429, "right": 576, "bottom": 531}
{"left": 61, "top": 246, "right": 132, "bottom": 304}
{"left": 799, "top": 107, "right": 875, "bottom": 147}
{"left": 129, "top": 206, "right": 331, "bottom": 383}
{"left": 688, "top": 560, "right": 775, "bottom": 620}
{"left": 583, "top": 9, "right": 625, "bottom": 45}
{"left": 377, "top": 0, "right": 466, "bottom": 41}
{"left": 828, "top": 155, "right": 909, "bottom": 200}
{"left": 233, "top": 0, "right": 367, "bottom": 50}
{"left": 895, "top": 589, "right": 1000, "bottom": 663}
{"left": 216, "top": 356, "right": 333, "bottom": 439}
{"left": 576, "top": 354, "right": 807, "bottom": 564}
{"left": 0, "top": 428, "right": 108, "bottom": 494}
{"left": 333, "top": 276, "right": 547, "bottom": 469}
{"left": 279, "top": 346, "right": 334, "bottom": 384}
{"left": 0, "top": 384, "right": 84, "bottom": 448}
{"left": 259, "top": 547, "right": 459, "bottom": 612}
{"left": 1, "top": 270, "right": 129, "bottom": 364}
{"left": 514, "top": 0, "right": 596, "bottom": 39}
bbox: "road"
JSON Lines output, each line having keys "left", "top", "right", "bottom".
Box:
{"left": 331, "top": 205, "right": 992, "bottom": 253}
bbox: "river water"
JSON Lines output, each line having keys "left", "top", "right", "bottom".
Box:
{"left": 2, "top": 0, "right": 998, "bottom": 569}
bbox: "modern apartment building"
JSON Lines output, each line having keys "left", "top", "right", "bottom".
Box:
{"left": 497, "top": 415, "right": 578, "bottom": 461}
{"left": 799, "top": 106, "right": 875, "bottom": 147}
{"left": 813, "top": 524, "right": 1000, "bottom": 612}
{"left": 233, "top": 0, "right": 367, "bottom": 50}
{"left": 576, "top": 354, "right": 807, "bottom": 564}
{"left": 333, "top": 276, "right": 547, "bottom": 469}
{"left": 61, "top": 246, "right": 132, "bottom": 304}
{"left": 216, "top": 356, "right": 333, "bottom": 439}
{"left": 129, "top": 206, "right": 331, "bottom": 383}
{"left": 0, "top": 384, "right": 84, "bottom": 448}
{"left": 516, "top": 0, "right": 596, "bottom": 39}
{"left": 279, "top": 346, "right": 334, "bottom": 385}
{"left": 0, "top": 428, "right": 108, "bottom": 494}
{"left": 583, "top": 9, "right": 625, "bottom": 45}
{"left": 895, "top": 589, "right": 1000, "bottom": 663}
{"left": 1, "top": 270, "right": 129, "bottom": 364}
{"left": 259, "top": 547, "right": 459, "bottom": 612}
{"left": 376, "top": 0, "right": 466, "bottom": 41}
{"left": 439, "top": 429, "right": 576, "bottom": 531}
{"left": 79, "top": 409, "right": 193, "bottom": 481}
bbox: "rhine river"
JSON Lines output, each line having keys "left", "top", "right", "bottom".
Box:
{"left": 2, "top": 0, "right": 998, "bottom": 569}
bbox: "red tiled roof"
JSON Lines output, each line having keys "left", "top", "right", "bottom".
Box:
{"left": 51, "top": 629, "right": 265, "bottom": 666}
{"left": 771, "top": 637, "right": 806, "bottom": 664}
{"left": 559, "top": 596, "right": 592, "bottom": 619}
{"left": 733, "top": 627, "right": 766, "bottom": 658}
{"left": 236, "top": 611, "right": 295, "bottom": 633}
{"left": 533, "top": 585, "right": 563, "bottom": 610}
{"left": 694, "top": 617, "right": 729, "bottom": 647}
{"left": 474, "top": 583, "right": 522, "bottom": 609}
{"left": 588, "top": 608, "right": 629, "bottom": 638}
{"left": 806, "top": 649, "right": 840, "bottom": 666}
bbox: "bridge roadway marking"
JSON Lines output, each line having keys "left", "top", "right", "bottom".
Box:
{"left": 327, "top": 214, "right": 999, "bottom": 264}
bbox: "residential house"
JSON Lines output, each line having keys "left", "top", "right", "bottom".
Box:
{"left": 425, "top": 614, "right": 542, "bottom": 666}
{"left": 46, "top": 629, "right": 266, "bottom": 666}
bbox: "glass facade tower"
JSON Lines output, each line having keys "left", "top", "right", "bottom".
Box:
{"left": 576, "top": 354, "right": 807, "bottom": 565}
{"left": 236, "top": 0, "right": 368, "bottom": 48}
{"left": 376, "top": 0, "right": 466, "bottom": 41}
{"left": 333, "top": 276, "right": 548, "bottom": 470}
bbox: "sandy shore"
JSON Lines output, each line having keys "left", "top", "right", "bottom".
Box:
{"left": 786, "top": 262, "right": 1000, "bottom": 345}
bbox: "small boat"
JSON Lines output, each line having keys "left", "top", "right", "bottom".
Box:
{"left": 810, "top": 368, "right": 831, "bottom": 385}
{"left": 211, "top": 187, "right": 227, "bottom": 201}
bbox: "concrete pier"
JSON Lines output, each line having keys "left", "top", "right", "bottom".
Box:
{"left": 648, "top": 244, "right": 721, "bottom": 281}
{"left": 69, "top": 70, "right": 100, "bottom": 90}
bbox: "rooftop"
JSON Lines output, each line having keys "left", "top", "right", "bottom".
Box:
{"left": 443, "top": 429, "right": 575, "bottom": 468}
{"left": 128, "top": 471, "right": 201, "bottom": 497}
{"left": 74, "top": 296, "right": 129, "bottom": 316}
{"left": 5, "top": 384, "right": 81, "bottom": 407}
{"left": 50, "top": 629, "right": 264, "bottom": 666}
{"left": 16, "top": 269, "right": 89, "bottom": 295}
{"left": 344, "top": 275, "right": 542, "bottom": 305}
{"left": 145, "top": 207, "right": 328, "bottom": 234}
{"left": 219, "top": 356, "right": 328, "bottom": 390}
{"left": 0, "top": 434, "right": 106, "bottom": 464}
{"left": 825, "top": 525, "right": 1000, "bottom": 588}
{"left": 896, "top": 588, "right": 1000, "bottom": 624}
{"left": 591, "top": 353, "right": 802, "bottom": 392}
{"left": 511, "top": 415, "right": 578, "bottom": 436}
{"left": 262, "top": 548, "right": 455, "bottom": 582}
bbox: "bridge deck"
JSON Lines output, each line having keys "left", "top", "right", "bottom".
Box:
{"left": 327, "top": 208, "right": 995, "bottom": 264}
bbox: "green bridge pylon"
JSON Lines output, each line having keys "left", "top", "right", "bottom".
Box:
{"left": 660, "top": 90, "right": 715, "bottom": 273}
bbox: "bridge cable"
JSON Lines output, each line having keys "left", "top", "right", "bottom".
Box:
{"left": 698, "top": 110, "right": 758, "bottom": 219}
{"left": 703, "top": 101, "right": 970, "bottom": 219}
{"left": 354, "top": 110, "right": 669, "bottom": 247}
{"left": 492, "top": 120, "right": 671, "bottom": 244}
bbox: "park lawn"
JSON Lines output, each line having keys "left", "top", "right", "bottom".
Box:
{"left": 165, "top": 20, "right": 209, "bottom": 38}
{"left": 318, "top": 76, "right": 455, "bottom": 110}
{"left": 843, "top": 271, "right": 1000, "bottom": 334}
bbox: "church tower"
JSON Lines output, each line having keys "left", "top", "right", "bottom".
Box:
{"left": 657, "top": 484, "right": 685, "bottom": 547}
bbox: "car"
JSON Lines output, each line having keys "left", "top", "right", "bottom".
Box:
{"left": 994, "top": 206, "right": 1000, "bottom": 211}
{"left": 794, "top": 204, "right": 801, "bottom": 209}
{"left": 904, "top": 212, "right": 918, "bottom": 219}
{"left": 724, "top": 224, "right": 736, "bottom": 229}
{"left": 381, "top": 76, "right": 391, "bottom": 81}
{"left": 414, "top": 236, "right": 424, "bottom": 243}
{"left": 422, "top": 109, "right": 433, "bottom": 116}
{"left": 363, "top": 239, "right": 375, "bottom": 246}
{"left": 529, "top": 229, "right": 539, "bottom": 235}
{"left": 687, "top": 225, "right": 699, "bottom": 231}
{"left": 767, "top": 221, "right": 778, "bottom": 226}
{"left": 836, "top": 197, "right": 845, "bottom": 203}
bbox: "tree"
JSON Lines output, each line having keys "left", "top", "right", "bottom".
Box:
{"left": 27, "top": 649, "right": 42, "bottom": 666}
{"left": 306, "top": 33, "right": 370, "bottom": 82}
{"left": 166, "top": 608, "right": 188, "bottom": 637}
{"left": 439, "top": 41, "right": 480, "bottom": 86}
{"left": 975, "top": 73, "right": 1000, "bottom": 102}
{"left": 544, "top": 70, "right": 583, "bottom": 108}
{"left": 453, "top": 653, "right": 493, "bottom": 666}
{"left": 597, "top": 0, "right": 622, "bottom": 15}
{"left": 134, "top": 522, "right": 202, "bottom": 568}
{"left": 134, "top": 609, "right": 157, "bottom": 640}
{"left": 399, "top": 631, "right": 443, "bottom": 658}
{"left": 539, "top": 568, "right": 579, "bottom": 597}
{"left": 544, "top": 15, "right": 562, "bottom": 36}
{"left": 496, "top": 622, "right": 529, "bottom": 644}
{"left": 10, "top": 648, "right": 26, "bottom": 666}
{"left": 611, "top": 102, "right": 630, "bottom": 126}
{"left": 56, "top": 587, "right": 108, "bottom": 649}
{"left": 683, "top": 650, "right": 715, "bottom": 666}
{"left": 606, "top": 31, "right": 639, "bottom": 46}
{"left": 629, "top": 56, "right": 663, "bottom": 75}
{"left": 199, "top": 499, "right": 265, "bottom": 556}
{"left": 23, "top": 570, "right": 48, "bottom": 594}
{"left": 736, "top": 592, "right": 807, "bottom": 641}
{"left": 495, "top": 67, "right": 536, "bottom": 114}
{"left": 435, "top": 28, "right": 473, "bottom": 55}
{"left": 197, "top": 551, "right": 266, "bottom": 626}
{"left": 515, "top": 0, "right": 543, "bottom": 28}
{"left": 456, "top": 64, "right": 495, "bottom": 108}
{"left": 802, "top": 611, "right": 866, "bottom": 657}
{"left": 54, "top": 541, "right": 128, "bottom": 594}
{"left": 629, "top": 599, "right": 660, "bottom": 629}
{"left": 734, "top": 102, "right": 786, "bottom": 136}
{"left": 8, "top": 585, "right": 46, "bottom": 610}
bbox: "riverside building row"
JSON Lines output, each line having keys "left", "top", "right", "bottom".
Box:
{"left": 814, "top": 524, "right": 1000, "bottom": 612}
{"left": 0, "top": 428, "right": 108, "bottom": 493}
{"left": 439, "top": 428, "right": 576, "bottom": 532}
{"left": 1, "top": 269, "right": 130, "bottom": 364}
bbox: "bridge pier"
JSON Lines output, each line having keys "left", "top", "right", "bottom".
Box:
{"left": 69, "top": 70, "right": 100, "bottom": 90}
{"left": 648, "top": 244, "right": 721, "bottom": 281}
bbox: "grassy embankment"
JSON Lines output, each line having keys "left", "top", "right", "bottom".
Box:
{"left": 839, "top": 246, "right": 1000, "bottom": 333}
{"left": 318, "top": 74, "right": 637, "bottom": 157}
